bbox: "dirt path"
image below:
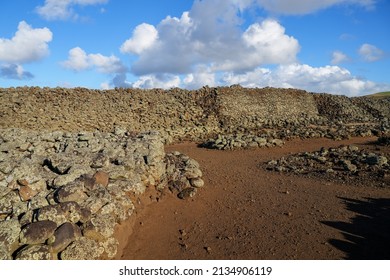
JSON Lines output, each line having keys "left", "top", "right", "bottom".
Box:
{"left": 116, "top": 137, "right": 390, "bottom": 260}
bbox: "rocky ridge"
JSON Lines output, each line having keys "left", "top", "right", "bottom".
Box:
{"left": 0, "top": 128, "right": 203, "bottom": 260}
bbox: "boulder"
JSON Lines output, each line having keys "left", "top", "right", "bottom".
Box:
{"left": 56, "top": 179, "right": 88, "bottom": 203}
{"left": 19, "top": 220, "right": 57, "bottom": 245}
{"left": 15, "top": 244, "right": 54, "bottom": 260}
{"left": 48, "top": 222, "right": 82, "bottom": 253}
{"left": 82, "top": 214, "right": 116, "bottom": 242}
{"left": 60, "top": 237, "right": 104, "bottom": 260}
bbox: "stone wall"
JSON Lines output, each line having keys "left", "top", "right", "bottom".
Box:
{"left": 0, "top": 128, "right": 203, "bottom": 260}
{"left": 1, "top": 86, "right": 389, "bottom": 143}
{"left": 216, "top": 86, "right": 320, "bottom": 132}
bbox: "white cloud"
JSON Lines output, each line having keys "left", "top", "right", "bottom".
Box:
{"left": 120, "top": 23, "right": 158, "bottom": 55}
{"left": 106, "top": 62, "right": 388, "bottom": 96}
{"left": 123, "top": 2, "right": 299, "bottom": 76}
{"left": 61, "top": 47, "right": 89, "bottom": 71}
{"left": 0, "top": 21, "right": 52, "bottom": 64}
{"left": 0, "top": 64, "right": 34, "bottom": 80}
{"left": 358, "top": 43, "right": 385, "bottom": 62}
{"left": 106, "top": 73, "right": 181, "bottom": 89}
{"left": 254, "top": 0, "right": 376, "bottom": 15}
{"left": 183, "top": 66, "right": 217, "bottom": 89}
{"left": 36, "top": 0, "right": 109, "bottom": 20}
{"left": 222, "top": 63, "right": 388, "bottom": 96}
{"left": 62, "top": 47, "right": 127, "bottom": 73}
{"left": 331, "top": 51, "right": 350, "bottom": 64}
{"left": 132, "top": 74, "right": 181, "bottom": 89}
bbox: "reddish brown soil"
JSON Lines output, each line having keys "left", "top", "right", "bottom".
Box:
{"left": 116, "top": 137, "right": 390, "bottom": 260}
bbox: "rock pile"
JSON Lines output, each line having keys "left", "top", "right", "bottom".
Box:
{"left": 200, "top": 133, "right": 284, "bottom": 150}
{"left": 165, "top": 152, "right": 204, "bottom": 199}
{"left": 0, "top": 128, "right": 204, "bottom": 260}
{"left": 266, "top": 143, "right": 389, "bottom": 187}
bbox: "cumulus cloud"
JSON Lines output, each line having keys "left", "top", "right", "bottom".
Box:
{"left": 331, "top": 51, "right": 350, "bottom": 64}
{"left": 254, "top": 0, "right": 376, "bottom": 15}
{"left": 120, "top": 23, "right": 158, "bottom": 55}
{"left": 183, "top": 66, "right": 217, "bottom": 89}
{"left": 0, "top": 21, "right": 52, "bottom": 64}
{"left": 132, "top": 74, "right": 181, "bottom": 89}
{"left": 105, "top": 62, "right": 388, "bottom": 95}
{"left": 115, "top": 0, "right": 386, "bottom": 95}
{"left": 106, "top": 73, "right": 180, "bottom": 89}
{"left": 222, "top": 63, "right": 388, "bottom": 96}
{"left": 358, "top": 43, "right": 385, "bottom": 62}
{"left": 36, "top": 0, "right": 109, "bottom": 20}
{"left": 62, "top": 47, "right": 127, "bottom": 73}
{"left": 122, "top": 1, "right": 299, "bottom": 76}
{"left": 0, "top": 64, "right": 34, "bottom": 80}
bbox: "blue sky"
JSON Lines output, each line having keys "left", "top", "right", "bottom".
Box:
{"left": 0, "top": 0, "right": 389, "bottom": 96}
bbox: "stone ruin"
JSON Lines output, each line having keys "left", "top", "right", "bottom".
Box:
{"left": 1, "top": 86, "right": 389, "bottom": 259}
{"left": 0, "top": 128, "right": 204, "bottom": 260}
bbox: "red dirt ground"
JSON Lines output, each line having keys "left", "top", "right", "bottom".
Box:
{"left": 115, "top": 137, "right": 390, "bottom": 260}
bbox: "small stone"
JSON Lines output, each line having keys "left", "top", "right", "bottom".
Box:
{"left": 18, "top": 185, "right": 38, "bottom": 201}
{"left": 366, "top": 154, "right": 387, "bottom": 166}
{"left": 91, "top": 153, "right": 110, "bottom": 169}
{"left": 348, "top": 145, "right": 359, "bottom": 152}
{"left": 184, "top": 167, "right": 202, "bottom": 179}
{"left": 271, "top": 139, "right": 284, "bottom": 147}
{"left": 93, "top": 171, "right": 109, "bottom": 187}
{"left": 82, "top": 175, "right": 96, "bottom": 191}
{"left": 178, "top": 188, "right": 197, "bottom": 199}
{"left": 17, "top": 179, "right": 29, "bottom": 186}
{"left": 190, "top": 177, "right": 204, "bottom": 188}
{"left": 341, "top": 160, "right": 357, "bottom": 173}
{"left": 29, "top": 180, "right": 47, "bottom": 193}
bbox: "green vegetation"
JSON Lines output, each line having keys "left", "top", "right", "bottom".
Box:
{"left": 367, "top": 91, "right": 390, "bottom": 98}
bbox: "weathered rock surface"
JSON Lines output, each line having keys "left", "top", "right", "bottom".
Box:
{"left": 0, "top": 128, "right": 204, "bottom": 259}
{"left": 19, "top": 220, "right": 57, "bottom": 245}
{"left": 1, "top": 86, "right": 388, "bottom": 144}
{"left": 266, "top": 142, "right": 390, "bottom": 187}
{"left": 164, "top": 152, "right": 204, "bottom": 199}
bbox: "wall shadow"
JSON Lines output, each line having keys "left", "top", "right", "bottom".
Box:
{"left": 322, "top": 197, "right": 390, "bottom": 260}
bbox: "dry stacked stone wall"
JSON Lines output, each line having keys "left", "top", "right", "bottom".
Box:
{"left": 1, "top": 86, "right": 388, "bottom": 145}
{"left": 0, "top": 128, "right": 204, "bottom": 260}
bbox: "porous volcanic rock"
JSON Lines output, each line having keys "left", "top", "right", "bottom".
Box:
{"left": 266, "top": 142, "right": 389, "bottom": 187}
{"left": 0, "top": 128, "right": 205, "bottom": 259}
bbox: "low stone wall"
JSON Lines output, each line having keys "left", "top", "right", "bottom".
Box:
{"left": 217, "top": 86, "right": 320, "bottom": 132}
{"left": 0, "top": 128, "right": 203, "bottom": 260}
